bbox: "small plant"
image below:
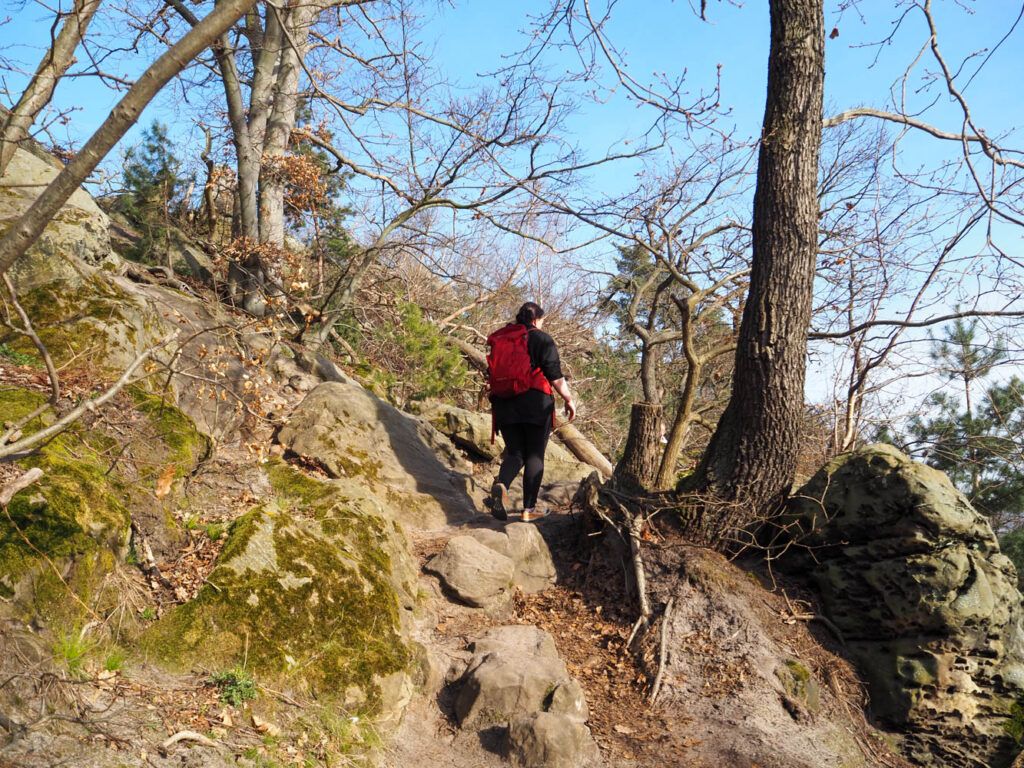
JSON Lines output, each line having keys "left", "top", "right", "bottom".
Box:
{"left": 104, "top": 647, "right": 128, "bottom": 672}
{"left": 210, "top": 667, "right": 257, "bottom": 707}
{"left": 1004, "top": 698, "right": 1024, "bottom": 744}
{"left": 140, "top": 606, "right": 156, "bottom": 621}
{"left": 0, "top": 343, "right": 39, "bottom": 367}
{"left": 204, "top": 522, "right": 226, "bottom": 541}
{"left": 52, "top": 631, "right": 91, "bottom": 678}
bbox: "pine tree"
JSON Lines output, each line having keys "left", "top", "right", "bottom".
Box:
{"left": 120, "top": 121, "right": 187, "bottom": 265}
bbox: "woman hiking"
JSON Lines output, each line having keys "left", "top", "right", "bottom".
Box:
{"left": 486, "top": 302, "right": 576, "bottom": 522}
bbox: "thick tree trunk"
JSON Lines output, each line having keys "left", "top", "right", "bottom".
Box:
{"left": 615, "top": 402, "right": 663, "bottom": 491}
{"left": 0, "top": 0, "right": 102, "bottom": 175}
{"left": 693, "top": 0, "right": 825, "bottom": 526}
{"left": 0, "top": 0, "right": 259, "bottom": 280}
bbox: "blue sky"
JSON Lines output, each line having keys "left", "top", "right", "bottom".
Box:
{"left": 3, "top": 1, "right": 1021, "bottom": 185}
{"left": 2, "top": 0, "right": 1022, "bottom": 411}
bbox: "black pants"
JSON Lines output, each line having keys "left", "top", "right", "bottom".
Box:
{"left": 496, "top": 422, "right": 551, "bottom": 509}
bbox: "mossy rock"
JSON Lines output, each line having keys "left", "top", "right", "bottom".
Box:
{"left": 776, "top": 659, "right": 821, "bottom": 717}
{"left": 0, "top": 275, "right": 167, "bottom": 370}
{"left": 0, "top": 389, "right": 129, "bottom": 624}
{"left": 141, "top": 461, "right": 417, "bottom": 715}
{"left": 0, "top": 385, "right": 208, "bottom": 625}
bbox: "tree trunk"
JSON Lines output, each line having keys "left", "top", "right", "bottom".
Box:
{"left": 0, "top": 0, "right": 102, "bottom": 175}
{"left": 614, "top": 402, "right": 663, "bottom": 492}
{"left": 554, "top": 423, "right": 614, "bottom": 479}
{"left": 692, "top": 0, "right": 825, "bottom": 527}
{"left": 0, "top": 0, "right": 259, "bottom": 279}
{"left": 258, "top": 3, "right": 316, "bottom": 248}
{"left": 656, "top": 359, "right": 702, "bottom": 489}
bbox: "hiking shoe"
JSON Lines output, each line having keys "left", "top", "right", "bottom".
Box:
{"left": 489, "top": 482, "right": 510, "bottom": 521}
{"left": 521, "top": 507, "right": 551, "bottom": 523}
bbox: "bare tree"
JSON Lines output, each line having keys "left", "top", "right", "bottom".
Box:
{"left": 691, "top": 0, "right": 826, "bottom": 522}
{"left": 0, "top": 0, "right": 102, "bottom": 175}
{"left": 0, "top": 0, "right": 260, "bottom": 280}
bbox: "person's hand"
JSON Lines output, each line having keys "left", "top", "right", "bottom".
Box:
{"left": 564, "top": 397, "right": 577, "bottom": 421}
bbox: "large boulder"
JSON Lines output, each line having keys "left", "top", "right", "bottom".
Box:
{"left": 507, "top": 712, "right": 601, "bottom": 768}
{"left": 1, "top": 147, "right": 113, "bottom": 290}
{"left": 277, "top": 382, "right": 478, "bottom": 529}
{"left": 454, "top": 625, "right": 589, "bottom": 727}
{"left": 142, "top": 460, "right": 419, "bottom": 722}
{"left": 418, "top": 402, "right": 503, "bottom": 460}
{"left": 467, "top": 523, "right": 558, "bottom": 593}
{"left": 426, "top": 523, "right": 558, "bottom": 607}
{"left": 782, "top": 444, "right": 1024, "bottom": 768}
{"left": 425, "top": 535, "right": 515, "bottom": 608}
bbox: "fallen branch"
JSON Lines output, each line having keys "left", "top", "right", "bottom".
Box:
{"left": 0, "top": 467, "right": 43, "bottom": 506}
{"left": 0, "top": 333, "right": 175, "bottom": 461}
{"left": 649, "top": 596, "right": 675, "bottom": 705}
{"left": 159, "top": 730, "right": 220, "bottom": 754}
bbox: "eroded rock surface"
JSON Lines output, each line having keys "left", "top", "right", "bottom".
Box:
{"left": 426, "top": 535, "right": 516, "bottom": 608}
{"left": 508, "top": 711, "right": 601, "bottom": 768}
{"left": 783, "top": 443, "right": 1024, "bottom": 768}
{"left": 277, "top": 382, "right": 479, "bottom": 528}
{"left": 454, "top": 626, "right": 589, "bottom": 727}
{"left": 1, "top": 147, "right": 113, "bottom": 290}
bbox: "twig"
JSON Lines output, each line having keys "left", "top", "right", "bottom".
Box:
{"left": 0, "top": 334, "right": 175, "bottom": 461}
{"left": 159, "top": 730, "right": 220, "bottom": 754}
{"left": 649, "top": 597, "right": 675, "bottom": 705}
{"left": 0, "top": 467, "right": 43, "bottom": 506}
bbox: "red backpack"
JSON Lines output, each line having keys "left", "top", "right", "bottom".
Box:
{"left": 486, "top": 324, "right": 552, "bottom": 399}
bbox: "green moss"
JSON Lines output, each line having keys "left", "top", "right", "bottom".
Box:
{"left": 141, "top": 481, "right": 410, "bottom": 710}
{"left": 0, "top": 388, "right": 129, "bottom": 620}
{"left": 777, "top": 659, "right": 821, "bottom": 715}
{"left": 0, "top": 277, "right": 134, "bottom": 367}
{"left": 128, "top": 387, "right": 210, "bottom": 474}
{"left": 1004, "top": 698, "right": 1024, "bottom": 744}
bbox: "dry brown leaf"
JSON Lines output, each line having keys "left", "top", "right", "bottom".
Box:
{"left": 155, "top": 464, "right": 176, "bottom": 499}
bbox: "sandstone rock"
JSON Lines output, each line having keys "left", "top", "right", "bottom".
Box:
{"left": 465, "top": 523, "right": 557, "bottom": 594}
{"left": 277, "top": 382, "right": 478, "bottom": 529}
{"left": 425, "top": 536, "right": 515, "bottom": 608}
{"left": 1, "top": 147, "right": 111, "bottom": 291}
{"left": 418, "top": 402, "right": 503, "bottom": 460}
{"left": 454, "top": 625, "right": 588, "bottom": 727}
{"left": 782, "top": 444, "right": 1024, "bottom": 768}
{"left": 507, "top": 712, "right": 601, "bottom": 768}
{"left": 143, "top": 460, "right": 417, "bottom": 717}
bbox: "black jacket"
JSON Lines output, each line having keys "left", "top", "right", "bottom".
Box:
{"left": 490, "top": 327, "right": 563, "bottom": 428}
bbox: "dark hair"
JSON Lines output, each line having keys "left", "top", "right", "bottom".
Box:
{"left": 515, "top": 302, "right": 544, "bottom": 327}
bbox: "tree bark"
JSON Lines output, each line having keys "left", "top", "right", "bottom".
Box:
{"left": 615, "top": 402, "right": 663, "bottom": 491}
{"left": 554, "top": 423, "right": 615, "bottom": 479}
{"left": 0, "top": 0, "right": 102, "bottom": 176}
{"left": 258, "top": 3, "right": 317, "bottom": 247}
{"left": 657, "top": 360, "right": 701, "bottom": 488}
{"left": 0, "top": 0, "right": 260, "bottom": 280}
{"left": 692, "top": 0, "right": 825, "bottom": 525}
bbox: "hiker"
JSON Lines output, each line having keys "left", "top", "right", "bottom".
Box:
{"left": 486, "top": 302, "right": 576, "bottom": 522}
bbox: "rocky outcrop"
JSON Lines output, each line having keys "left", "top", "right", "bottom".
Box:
{"left": 451, "top": 626, "right": 599, "bottom": 766}
{"left": 1, "top": 147, "right": 113, "bottom": 290}
{"left": 277, "top": 382, "right": 479, "bottom": 529}
{"left": 782, "top": 444, "right": 1024, "bottom": 768}
{"left": 142, "top": 460, "right": 420, "bottom": 723}
{"left": 416, "top": 401, "right": 594, "bottom": 509}
{"left": 425, "top": 523, "right": 558, "bottom": 608}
